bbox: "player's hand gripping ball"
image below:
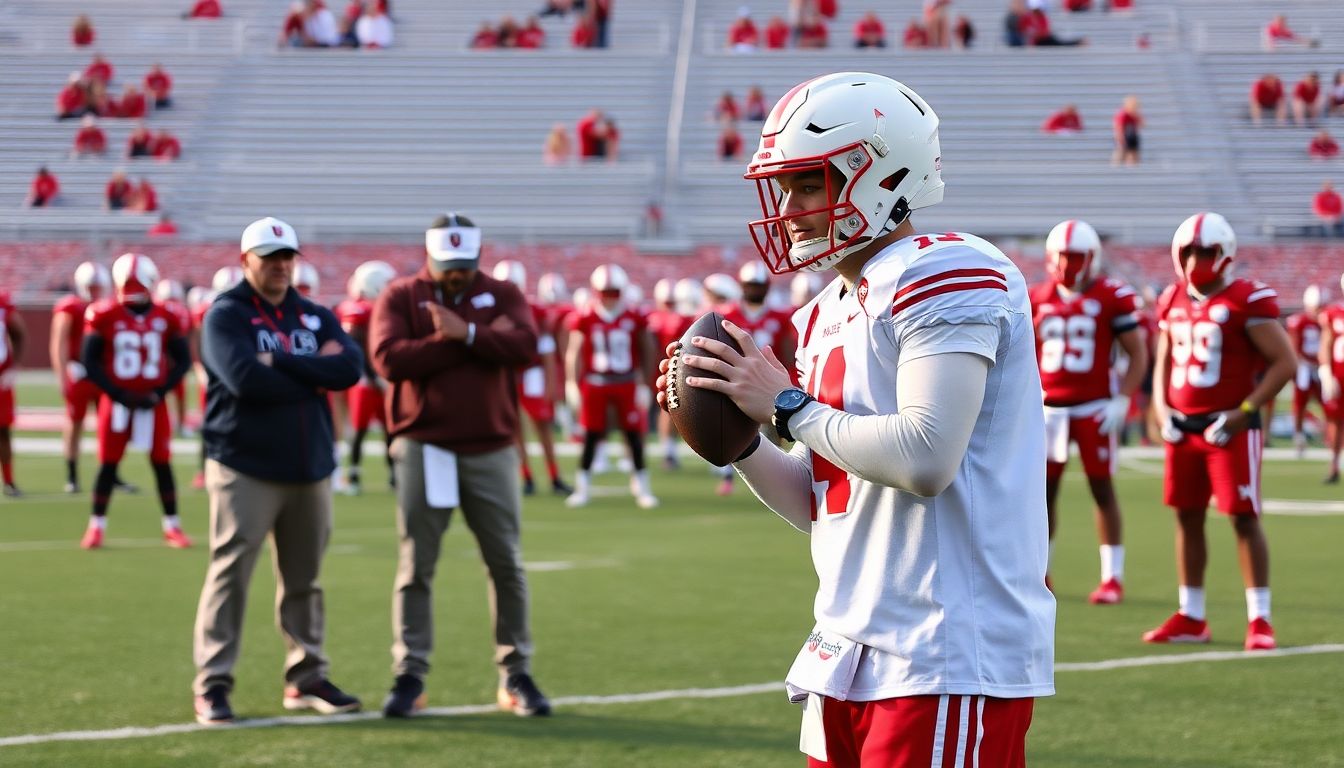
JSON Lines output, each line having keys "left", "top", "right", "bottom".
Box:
{"left": 662, "top": 312, "right": 760, "bottom": 466}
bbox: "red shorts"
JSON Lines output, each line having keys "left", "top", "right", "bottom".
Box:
{"left": 1164, "top": 428, "right": 1261, "bottom": 515}
{"left": 580, "top": 381, "right": 643, "bottom": 433}
{"left": 347, "top": 384, "right": 385, "bottom": 431}
{"left": 1045, "top": 410, "right": 1115, "bottom": 480}
{"left": 521, "top": 395, "right": 555, "bottom": 424}
{"left": 64, "top": 377, "right": 102, "bottom": 423}
{"left": 0, "top": 387, "right": 13, "bottom": 428}
{"left": 96, "top": 397, "right": 172, "bottom": 464}
{"left": 808, "top": 694, "right": 1034, "bottom": 768}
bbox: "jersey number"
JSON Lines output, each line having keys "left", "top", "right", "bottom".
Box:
{"left": 112, "top": 330, "right": 162, "bottom": 380}
{"left": 1038, "top": 315, "right": 1096, "bottom": 374}
{"left": 1333, "top": 319, "right": 1344, "bottom": 364}
{"left": 913, "top": 233, "right": 964, "bottom": 250}
{"left": 1168, "top": 320, "right": 1222, "bottom": 389}
{"left": 591, "top": 327, "right": 633, "bottom": 373}
{"left": 804, "top": 346, "right": 851, "bottom": 520}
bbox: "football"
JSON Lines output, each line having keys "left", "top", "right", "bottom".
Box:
{"left": 664, "top": 311, "right": 760, "bottom": 466}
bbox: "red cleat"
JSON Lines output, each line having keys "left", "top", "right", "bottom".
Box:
{"left": 1088, "top": 578, "right": 1124, "bottom": 605}
{"left": 1142, "top": 612, "right": 1210, "bottom": 644}
{"left": 164, "top": 527, "right": 193, "bottom": 549}
{"left": 1245, "top": 618, "right": 1276, "bottom": 651}
{"left": 80, "top": 526, "right": 104, "bottom": 550}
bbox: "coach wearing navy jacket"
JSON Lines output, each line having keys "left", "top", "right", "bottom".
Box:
{"left": 191, "top": 217, "right": 363, "bottom": 726}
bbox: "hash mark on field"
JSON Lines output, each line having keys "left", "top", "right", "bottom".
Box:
{"left": 2, "top": 646, "right": 1341, "bottom": 749}
{"left": 1261, "top": 499, "right": 1344, "bottom": 516}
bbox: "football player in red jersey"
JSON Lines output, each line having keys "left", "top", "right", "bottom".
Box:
{"left": 79, "top": 253, "right": 193, "bottom": 549}
{"left": 294, "top": 260, "right": 320, "bottom": 298}
{"left": 493, "top": 260, "right": 572, "bottom": 496}
{"left": 1146, "top": 213, "right": 1295, "bottom": 651}
{"left": 1030, "top": 220, "right": 1147, "bottom": 604}
{"left": 1286, "top": 284, "right": 1326, "bottom": 458}
{"left": 535, "top": 272, "right": 577, "bottom": 440}
{"left": 1317, "top": 275, "right": 1344, "bottom": 483}
{"left": 564, "top": 264, "right": 657, "bottom": 508}
{"left": 646, "top": 278, "right": 698, "bottom": 469}
{"left": 186, "top": 284, "right": 217, "bottom": 489}
{"left": 51, "top": 262, "right": 112, "bottom": 493}
{"left": 155, "top": 279, "right": 193, "bottom": 436}
{"left": 334, "top": 260, "right": 397, "bottom": 494}
{"left": 0, "top": 290, "right": 27, "bottom": 497}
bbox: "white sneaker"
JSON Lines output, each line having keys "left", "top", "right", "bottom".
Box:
{"left": 635, "top": 493, "right": 659, "bottom": 509}
{"left": 565, "top": 490, "right": 589, "bottom": 508}
{"left": 1294, "top": 433, "right": 1306, "bottom": 460}
{"left": 631, "top": 471, "right": 657, "bottom": 509}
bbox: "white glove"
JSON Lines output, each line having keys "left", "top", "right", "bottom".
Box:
{"left": 566, "top": 382, "right": 582, "bottom": 412}
{"left": 1321, "top": 365, "right": 1339, "bottom": 403}
{"left": 65, "top": 360, "right": 87, "bottom": 382}
{"left": 635, "top": 384, "right": 651, "bottom": 411}
{"left": 1097, "top": 395, "right": 1130, "bottom": 435}
{"left": 1160, "top": 412, "right": 1185, "bottom": 444}
{"left": 1203, "top": 413, "right": 1232, "bottom": 447}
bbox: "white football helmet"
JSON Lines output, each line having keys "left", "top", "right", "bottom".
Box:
{"left": 348, "top": 260, "right": 397, "bottom": 301}
{"left": 186, "top": 285, "right": 213, "bottom": 311}
{"left": 111, "top": 253, "right": 159, "bottom": 305}
{"left": 572, "top": 286, "right": 592, "bottom": 311}
{"left": 212, "top": 266, "right": 244, "bottom": 292}
{"left": 653, "top": 278, "right": 675, "bottom": 308}
{"left": 1303, "top": 284, "right": 1324, "bottom": 313}
{"left": 154, "top": 278, "right": 185, "bottom": 304}
{"left": 703, "top": 272, "right": 742, "bottom": 303}
{"left": 1171, "top": 212, "right": 1236, "bottom": 281}
{"left": 624, "top": 282, "right": 645, "bottom": 308}
{"left": 536, "top": 272, "right": 569, "bottom": 307}
{"left": 672, "top": 278, "right": 703, "bottom": 316}
{"left": 72, "top": 261, "right": 112, "bottom": 301}
{"left": 294, "top": 261, "right": 320, "bottom": 296}
{"left": 590, "top": 264, "right": 629, "bottom": 293}
{"left": 491, "top": 259, "right": 527, "bottom": 291}
{"left": 738, "top": 261, "right": 771, "bottom": 286}
{"left": 1045, "top": 220, "right": 1103, "bottom": 292}
{"left": 790, "top": 272, "right": 822, "bottom": 308}
{"left": 745, "top": 72, "right": 943, "bottom": 274}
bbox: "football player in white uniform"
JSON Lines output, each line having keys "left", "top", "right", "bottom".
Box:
{"left": 659, "top": 73, "right": 1055, "bottom": 767}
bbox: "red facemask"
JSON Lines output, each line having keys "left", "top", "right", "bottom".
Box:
{"left": 1181, "top": 245, "right": 1225, "bottom": 288}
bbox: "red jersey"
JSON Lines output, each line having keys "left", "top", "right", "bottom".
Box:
{"left": 1286, "top": 311, "right": 1322, "bottom": 362}
{"left": 190, "top": 299, "right": 212, "bottom": 331}
{"left": 1031, "top": 278, "right": 1142, "bottom": 406}
{"left": 1157, "top": 279, "right": 1280, "bottom": 416}
{"left": 0, "top": 293, "right": 16, "bottom": 377}
{"left": 54, "top": 295, "right": 89, "bottom": 363}
{"left": 567, "top": 306, "right": 646, "bottom": 381}
{"left": 162, "top": 299, "right": 192, "bottom": 335}
{"left": 646, "top": 308, "right": 693, "bottom": 354}
{"left": 335, "top": 298, "right": 374, "bottom": 332}
{"left": 84, "top": 300, "right": 183, "bottom": 393}
{"left": 1321, "top": 304, "right": 1344, "bottom": 379}
{"left": 724, "top": 302, "right": 793, "bottom": 353}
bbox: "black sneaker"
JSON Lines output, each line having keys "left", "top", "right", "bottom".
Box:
{"left": 1325, "top": 471, "right": 1340, "bottom": 485}
{"left": 523, "top": 476, "right": 536, "bottom": 496}
{"left": 194, "top": 685, "right": 234, "bottom": 725}
{"left": 381, "top": 674, "right": 426, "bottom": 718}
{"left": 497, "top": 673, "right": 551, "bottom": 717}
{"left": 551, "top": 478, "right": 574, "bottom": 495}
{"left": 283, "top": 679, "right": 361, "bottom": 714}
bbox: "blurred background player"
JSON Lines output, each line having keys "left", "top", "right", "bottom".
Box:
{"left": 79, "top": 253, "right": 192, "bottom": 549}
{"left": 187, "top": 283, "right": 217, "bottom": 489}
{"left": 0, "top": 288, "right": 26, "bottom": 497}
{"left": 1030, "top": 220, "right": 1147, "bottom": 604}
{"left": 294, "top": 260, "right": 320, "bottom": 299}
{"left": 1286, "top": 284, "right": 1326, "bottom": 458}
{"left": 646, "top": 278, "right": 697, "bottom": 469}
{"left": 1317, "top": 274, "right": 1344, "bottom": 483}
{"left": 1147, "top": 213, "right": 1295, "bottom": 651}
{"left": 701, "top": 272, "right": 743, "bottom": 495}
{"left": 535, "top": 272, "right": 576, "bottom": 441}
{"left": 155, "top": 278, "right": 193, "bottom": 436}
{"left": 336, "top": 260, "right": 397, "bottom": 495}
{"left": 493, "top": 260, "right": 571, "bottom": 496}
{"left": 564, "top": 264, "right": 656, "bottom": 509}
{"left": 51, "top": 261, "right": 113, "bottom": 494}
{"left": 789, "top": 271, "right": 822, "bottom": 313}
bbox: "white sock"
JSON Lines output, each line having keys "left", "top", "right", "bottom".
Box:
{"left": 1246, "top": 587, "right": 1271, "bottom": 622}
{"left": 573, "top": 471, "right": 589, "bottom": 495}
{"left": 162, "top": 515, "right": 181, "bottom": 532}
{"left": 90, "top": 515, "right": 106, "bottom": 530}
{"left": 633, "top": 470, "right": 653, "bottom": 497}
{"left": 1178, "top": 585, "right": 1206, "bottom": 621}
{"left": 1099, "top": 545, "right": 1125, "bottom": 582}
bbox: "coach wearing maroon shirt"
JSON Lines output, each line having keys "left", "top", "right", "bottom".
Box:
{"left": 369, "top": 212, "right": 551, "bottom": 719}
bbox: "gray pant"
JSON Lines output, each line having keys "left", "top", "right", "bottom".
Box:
{"left": 192, "top": 459, "right": 332, "bottom": 695}
{"left": 390, "top": 438, "right": 532, "bottom": 681}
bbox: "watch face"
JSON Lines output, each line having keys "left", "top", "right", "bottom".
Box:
{"left": 776, "top": 388, "right": 807, "bottom": 410}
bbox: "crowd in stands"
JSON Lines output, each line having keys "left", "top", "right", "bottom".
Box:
{"left": 56, "top": 57, "right": 174, "bottom": 120}
{"left": 470, "top": 16, "right": 547, "bottom": 49}
{"left": 543, "top": 109, "right": 620, "bottom": 163}
{"left": 473, "top": 0, "right": 610, "bottom": 49}
{"left": 1314, "top": 181, "right": 1343, "bottom": 236}
{"left": 726, "top": 3, "right": 973, "bottom": 52}
{"left": 1005, "top": 0, "right": 1085, "bottom": 47}
{"left": 280, "top": 0, "right": 395, "bottom": 49}
{"left": 1249, "top": 71, "right": 1343, "bottom": 128}
{"left": 712, "top": 88, "right": 768, "bottom": 161}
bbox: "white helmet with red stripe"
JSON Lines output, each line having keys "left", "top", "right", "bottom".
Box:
{"left": 212, "top": 266, "right": 244, "bottom": 292}
{"left": 491, "top": 259, "right": 527, "bottom": 291}
{"left": 348, "top": 260, "right": 397, "bottom": 301}
{"left": 738, "top": 260, "right": 771, "bottom": 286}
{"left": 590, "top": 264, "right": 629, "bottom": 293}
{"left": 186, "top": 285, "right": 213, "bottom": 311}
{"left": 154, "top": 278, "right": 185, "bottom": 303}
{"left": 703, "top": 272, "right": 742, "bottom": 303}
{"left": 672, "top": 278, "right": 703, "bottom": 316}
{"left": 745, "top": 72, "right": 943, "bottom": 274}
{"left": 536, "top": 272, "right": 569, "bottom": 306}
{"left": 111, "top": 252, "right": 159, "bottom": 305}
{"left": 1171, "top": 212, "right": 1236, "bottom": 281}
{"left": 1045, "top": 219, "right": 1103, "bottom": 292}
{"left": 1303, "top": 284, "right": 1325, "bottom": 313}
{"left": 72, "top": 261, "right": 112, "bottom": 301}
{"left": 294, "top": 261, "right": 320, "bottom": 297}
{"left": 653, "top": 278, "right": 675, "bottom": 307}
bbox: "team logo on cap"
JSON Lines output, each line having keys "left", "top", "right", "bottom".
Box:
{"left": 272, "top": 225, "right": 284, "bottom": 237}
{"left": 450, "top": 232, "right": 462, "bottom": 248}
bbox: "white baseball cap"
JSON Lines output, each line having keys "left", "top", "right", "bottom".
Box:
{"left": 241, "top": 216, "right": 301, "bottom": 257}
{"left": 425, "top": 212, "right": 481, "bottom": 270}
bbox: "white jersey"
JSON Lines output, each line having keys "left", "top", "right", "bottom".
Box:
{"left": 788, "top": 233, "right": 1055, "bottom": 700}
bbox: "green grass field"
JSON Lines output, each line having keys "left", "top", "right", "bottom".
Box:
{"left": 1, "top": 432, "right": 1342, "bottom": 766}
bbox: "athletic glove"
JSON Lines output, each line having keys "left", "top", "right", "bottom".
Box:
{"left": 1097, "top": 395, "right": 1130, "bottom": 435}
{"left": 1202, "top": 413, "right": 1232, "bottom": 447}
{"left": 1160, "top": 412, "right": 1185, "bottom": 444}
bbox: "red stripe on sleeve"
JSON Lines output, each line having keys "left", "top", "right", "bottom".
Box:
{"left": 891, "top": 280, "right": 1008, "bottom": 316}
{"left": 892, "top": 268, "right": 1006, "bottom": 303}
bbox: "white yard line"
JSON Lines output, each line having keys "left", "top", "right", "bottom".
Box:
{"left": 1261, "top": 499, "right": 1344, "bottom": 516}
{"left": 2, "top": 645, "right": 1341, "bottom": 749}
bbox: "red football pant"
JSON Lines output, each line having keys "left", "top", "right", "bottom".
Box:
{"left": 580, "top": 381, "right": 642, "bottom": 433}
{"left": 0, "top": 386, "right": 13, "bottom": 428}
{"left": 1045, "top": 413, "right": 1116, "bottom": 480}
{"left": 347, "top": 384, "right": 385, "bottom": 431}
{"left": 1164, "top": 428, "right": 1261, "bottom": 515}
{"left": 521, "top": 395, "right": 555, "bottom": 424}
{"left": 1292, "top": 378, "right": 1322, "bottom": 422}
{"left": 96, "top": 397, "right": 172, "bottom": 464}
{"left": 808, "top": 694, "right": 1034, "bottom": 768}
{"left": 64, "top": 377, "right": 101, "bottom": 423}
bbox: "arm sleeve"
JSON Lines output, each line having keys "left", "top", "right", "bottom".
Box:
{"left": 466, "top": 286, "right": 539, "bottom": 366}
{"left": 732, "top": 438, "right": 815, "bottom": 533}
{"left": 270, "top": 308, "right": 364, "bottom": 391}
{"left": 155, "top": 336, "right": 192, "bottom": 396}
{"left": 201, "top": 304, "right": 316, "bottom": 404}
{"left": 369, "top": 287, "right": 466, "bottom": 382}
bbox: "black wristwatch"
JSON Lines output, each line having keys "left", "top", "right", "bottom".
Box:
{"left": 772, "top": 388, "right": 815, "bottom": 443}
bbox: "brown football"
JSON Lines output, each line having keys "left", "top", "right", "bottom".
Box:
{"left": 665, "top": 311, "right": 760, "bottom": 466}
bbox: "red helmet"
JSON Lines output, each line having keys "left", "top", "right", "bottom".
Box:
{"left": 111, "top": 253, "right": 159, "bottom": 305}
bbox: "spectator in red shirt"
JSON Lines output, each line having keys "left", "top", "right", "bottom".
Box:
{"left": 764, "top": 16, "right": 789, "bottom": 49}
{"left": 728, "top": 7, "right": 759, "bottom": 52}
{"left": 1112, "top": 95, "right": 1142, "bottom": 166}
{"left": 127, "top": 122, "right": 154, "bottom": 158}
{"left": 84, "top": 53, "right": 113, "bottom": 85}
{"left": 72, "top": 15, "right": 95, "bottom": 47}
{"left": 280, "top": 2, "right": 306, "bottom": 47}
{"left": 1309, "top": 130, "right": 1339, "bottom": 160}
{"left": 903, "top": 18, "right": 929, "bottom": 48}
{"left": 718, "top": 120, "right": 743, "bottom": 161}
{"left": 1293, "top": 71, "right": 1323, "bottom": 127}
{"left": 143, "top": 64, "right": 173, "bottom": 108}
{"left": 854, "top": 11, "right": 886, "bottom": 48}
{"left": 576, "top": 109, "right": 605, "bottom": 158}
{"left": 105, "top": 170, "right": 133, "bottom": 210}
{"left": 130, "top": 178, "right": 159, "bottom": 213}
{"left": 590, "top": 0, "right": 612, "bottom": 48}
{"left": 153, "top": 131, "right": 183, "bottom": 161}
{"left": 1264, "top": 14, "right": 1317, "bottom": 51}
{"left": 56, "top": 72, "right": 88, "bottom": 120}
{"left": 797, "top": 13, "right": 828, "bottom": 48}
{"left": 86, "top": 80, "right": 112, "bottom": 117}
{"left": 517, "top": 17, "right": 546, "bottom": 48}
{"left": 954, "top": 14, "right": 974, "bottom": 48}
{"left": 571, "top": 15, "right": 597, "bottom": 48}
{"left": 1313, "top": 181, "right": 1344, "bottom": 237}
{"left": 714, "top": 91, "right": 739, "bottom": 122}
{"left": 116, "top": 85, "right": 148, "bottom": 119}
{"left": 184, "top": 0, "right": 223, "bottom": 19}
{"left": 1042, "top": 105, "right": 1083, "bottom": 134}
{"left": 497, "top": 15, "right": 520, "bottom": 47}
{"left": 1249, "top": 74, "right": 1286, "bottom": 126}
{"left": 815, "top": 0, "right": 838, "bottom": 19}
{"left": 470, "top": 21, "right": 499, "bottom": 49}
{"left": 543, "top": 123, "right": 572, "bottom": 165}
{"left": 72, "top": 115, "right": 107, "bottom": 157}
{"left": 1022, "top": 7, "right": 1084, "bottom": 46}
{"left": 26, "top": 167, "right": 60, "bottom": 207}
{"left": 744, "top": 85, "right": 767, "bottom": 121}
{"left": 148, "top": 213, "right": 180, "bottom": 237}
{"left": 923, "top": 0, "right": 950, "bottom": 48}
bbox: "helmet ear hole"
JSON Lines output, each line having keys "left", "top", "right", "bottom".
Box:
{"left": 879, "top": 169, "right": 908, "bottom": 192}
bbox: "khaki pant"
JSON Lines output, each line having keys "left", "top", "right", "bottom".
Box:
{"left": 390, "top": 439, "right": 532, "bottom": 681}
{"left": 192, "top": 459, "right": 332, "bottom": 695}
